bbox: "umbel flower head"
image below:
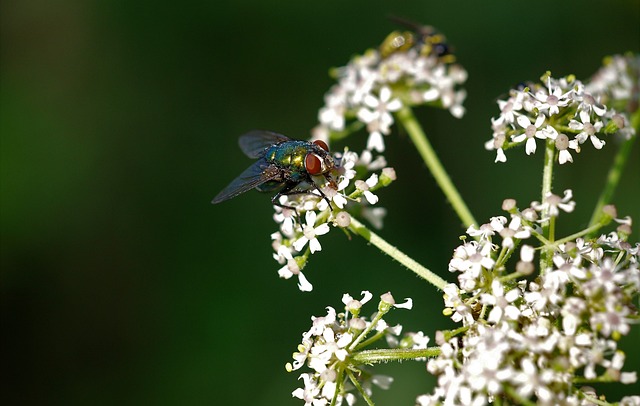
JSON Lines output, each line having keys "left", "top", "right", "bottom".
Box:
{"left": 586, "top": 53, "right": 640, "bottom": 117}
{"left": 286, "top": 291, "right": 413, "bottom": 406}
{"left": 419, "top": 196, "right": 640, "bottom": 405}
{"left": 315, "top": 20, "right": 467, "bottom": 153}
{"left": 272, "top": 148, "right": 397, "bottom": 292}
{"left": 485, "top": 71, "right": 635, "bottom": 163}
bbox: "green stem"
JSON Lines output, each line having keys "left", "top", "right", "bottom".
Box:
{"left": 588, "top": 107, "right": 639, "bottom": 235}
{"left": 578, "top": 394, "right": 611, "bottom": 406}
{"left": 552, "top": 223, "right": 603, "bottom": 247}
{"left": 353, "top": 329, "right": 387, "bottom": 351}
{"left": 396, "top": 106, "right": 477, "bottom": 229}
{"left": 349, "top": 306, "right": 387, "bottom": 351}
{"left": 588, "top": 136, "right": 637, "bottom": 232}
{"left": 540, "top": 139, "right": 556, "bottom": 223}
{"left": 348, "top": 216, "right": 448, "bottom": 290}
{"left": 345, "top": 369, "right": 375, "bottom": 406}
{"left": 540, "top": 139, "right": 556, "bottom": 272}
{"left": 351, "top": 347, "right": 441, "bottom": 364}
{"left": 329, "top": 119, "right": 366, "bottom": 141}
{"left": 440, "top": 325, "right": 469, "bottom": 341}
{"left": 504, "top": 385, "right": 537, "bottom": 406}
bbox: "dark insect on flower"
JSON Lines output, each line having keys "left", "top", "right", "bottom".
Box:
{"left": 379, "top": 16, "right": 455, "bottom": 62}
{"left": 211, "top": 131, "right": 338, "bottom": 210}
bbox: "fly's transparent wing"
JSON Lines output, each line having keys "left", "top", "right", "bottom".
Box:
{"left": 211, "top": 160, "right": 280, "bottom": 204}
{"left": 238, "top": 130, "right": 290, "bottom": 158}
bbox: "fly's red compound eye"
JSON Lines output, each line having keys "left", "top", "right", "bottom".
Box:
{"left": 312, "top": 139, "right": 329, "bottom": 151}
{"left": 305, "top": 153, "right": 323, "bottom": 175}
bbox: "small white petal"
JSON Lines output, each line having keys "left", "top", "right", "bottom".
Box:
{"left": 360, "top": 291, "right": 373, "bottom": 304}
{"left": 278, "top": 265, "right": 294, "bottom": 279}
{"left": 364, "top": 191, "right": 379, "bottom": 205}
{"left": 534, "top": 114, "right": 545, "bottom": 127}
{"left": 423, "top": 88, "right": 440, "bottom": 101}
{"left": 386, "top": 98, "right": 403, "bottom": 111}
{"left": 366, "top": 131, "right": 385, "bottom": 152}
{"left": 579, "top": 110, "right": 590, "bottom": 124}
{"left": 520, "top": 245, "right": 534, "bottom": 262}
{"left": 525, "top": 137, "right": 537, "bottom": 155}
{"left": 364, "top": 93, "right": 380, "bottom": 109}
{"left": 309, "top": 238, "right": 322, "bottom": 253}
{"left": 394, "top": 298, "right": 413, "bottom": 309}
{"left": 305, "top": 210, "right": 317, "bottom": 226}
{"left": 294, "top": 235, "right": 310, "bottom": 251}
{"left": 590, "top": 135, "right": 605, "bottom": 149}
{"left": 516, "top": 115, "right": 531, "bottom": 128}
{"left": 297, "top": 272, "right": 313, "bottom": 292}
{"left": 365, "top": 173, "right": 379, "bottom": 188}
{"left": 379, "top": 86, "right": 391, "bottom": 102}
{"left": 357, "top": 107, "right": 376, "bottom": 123}
{"left": 314, "top": 223, "right": 331, "bottom": 236}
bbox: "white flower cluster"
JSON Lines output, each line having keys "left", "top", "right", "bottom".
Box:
{"left": 418, "top": 196, "right": 639, "bottom": 405}
{"left": 486, "top": 71, "right": 635, "bottom": 164}
{"left": 272, "top": 149, "right": 397, "bottom": 291}
{"left": 286, "top": 291, "right": 412, "bottom": 406}
{"left": 587, "top": 53, "right": 640, "bottom": 117}
{"left": 315, "top": 25, "right": 467, "bottom": 153}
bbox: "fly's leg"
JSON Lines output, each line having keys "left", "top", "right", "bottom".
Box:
{"left": 272, "top": 183, "right": 302, "bottom": 223}
{"left": 276, "top": 185, "right": 333, "bottom": 212}
{"left": 311, "top": 183, "right": 333, "bottom": 211}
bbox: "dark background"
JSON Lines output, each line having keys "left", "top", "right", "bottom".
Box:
{"left": 2, "top": 0, "right": 639, "bottom": 404}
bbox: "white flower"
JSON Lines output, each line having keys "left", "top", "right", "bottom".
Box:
{"left": 358, "top": 86, "right": 402, "bottom": 132}
{"left": 273, "top": 207, "right": 297, "bottom": 236}
{"left": 288, "top": 291, "right": 407, "bottom": 404}
{"left": 277, "top": 259, "right": 314, "bottom": 292}
{"left": 494, "top": 91, "right": 524, "bottom": 125}
{"left": 443, "top": 283, "right": 476, "bottom": 325}
{"left": 510, "top": 357, "right": 552, "bottom": 401}
{"left": 490, "top": 215, "right": 531, "bottom": 248}
{"left": 293, "top": 211, "right": 331, "bottom": 254}
{"left": 576, "top": 92, "right": 607, "bottom": 117}
{"left": 481, "top": 280, "right": 522, "bottom": 324}
{"left": 355, "top": 174, "right": 379, "bottom": 204}
{"left": 449, "top": 241, "right": 495, "bottom": 291}
{"left": 533, "top": 77, "right": 571, "bottom": 116}
{"left": 532, "top": 189, "right": 576, "bottom": 218}
{"left": 357, "top": 86, "right": 402, "bottom": 152}
{"left": 569, "top": 110, "right": 605, "bottom": 149}
{"left": 342, "top": 290, "right": 373, "bottom": 311}
{"left": 291, "top": 373, "right": 321, "bottom": 405}
{"left": 318, "top": 87, "right": 347, "bottom": 131}
{"left": 512, "top": 114, "right": 548, "bottom": 155}
{"left": 366, "top": 131, "right": 385, "bottom": 153}
{"left": 316, "top": 185, "right": 347, "bottom": 211}
{"left": 520, "top": 244, "right": 535, "bottom": 263}
{"left": 554, "top": 132, "right": 580, "bottom": 164}
{"left": 361, "top": 206, "right": 387, "bottom": 230}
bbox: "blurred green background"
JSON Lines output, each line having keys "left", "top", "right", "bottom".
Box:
{"left": 2, "top": 0, "right": 639, "bottom": 404}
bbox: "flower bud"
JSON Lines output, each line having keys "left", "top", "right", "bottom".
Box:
{"left": 334, "top": 211, "right": 351, "bottom": 228}
{"left": 379, "top": 167, "right": 397, "bottom": 186}
{"left": 502, "top": 198, "right": 517, "bottom": 212}
{"left": 600, "top": 204, "right": 618, "bottom": 224}
{"left": 379, "top": 292, "right": 395, "bottom": 313}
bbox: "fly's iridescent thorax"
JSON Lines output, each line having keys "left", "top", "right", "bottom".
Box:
{"left": 264, "top": 141, "right": 309, "bottom": 175}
